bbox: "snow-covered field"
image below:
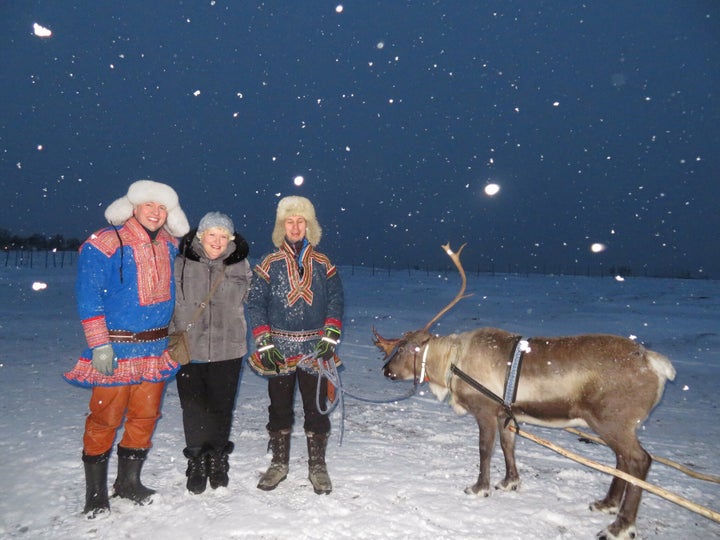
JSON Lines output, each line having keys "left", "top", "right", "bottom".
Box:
{"left": 1, "top": 261, "right": 718, "bottom": 539}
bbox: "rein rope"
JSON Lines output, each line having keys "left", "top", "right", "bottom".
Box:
{"left": 295, "top": 335, "right": 529, "bottom": 444}
{"left": 298, "top": 352, "right": 419, "bottom": 446}
{"left": 296, "top": 335, "right": 528, "bottom": 444}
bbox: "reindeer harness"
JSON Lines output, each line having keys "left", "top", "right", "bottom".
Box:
{"left": 443, "top": 335, "right": 529, "bottom": 427}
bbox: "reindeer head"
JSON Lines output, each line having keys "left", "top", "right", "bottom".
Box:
{"left": 373, "top": 243, "right": 472, "bottom": 382}
{"left": 373, "top": 328, "right": 434, "bottom": 380}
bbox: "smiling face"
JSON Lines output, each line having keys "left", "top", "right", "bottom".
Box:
{"left": 284, "top": 215, "right": 307, "bottom": 243}
{"left": 133, "top": 201, "right": 168, "bottom": 232}
{"left": 199, "top": 227, "right": 231, "bottom": 260}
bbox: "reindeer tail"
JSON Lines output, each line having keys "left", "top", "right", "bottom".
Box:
{"left": 647, "top": 350, "right": 676, "bottom": 382}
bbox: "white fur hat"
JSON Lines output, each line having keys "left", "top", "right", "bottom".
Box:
{"left": 272, "top": 195, "right": 322, "bottom": 247}
{"left": 104, "top": 180, "right": 190, "bottom": 237}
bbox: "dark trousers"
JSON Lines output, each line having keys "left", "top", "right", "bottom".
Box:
{"left": 267, "top": 368, "right": 330, "bottom": 434}
{"left": 176, "top": 357, "right": 242, "bottom": 450}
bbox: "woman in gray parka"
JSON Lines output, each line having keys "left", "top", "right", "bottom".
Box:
{"left": 171, "top": 212, "right": 252, "bottom": 494}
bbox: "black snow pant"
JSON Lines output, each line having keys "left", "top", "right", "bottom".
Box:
{"left": 176, "top": 357, "right": 243, "bottom": 450}
{"left": 266, "top": 367, "right": 330, "bottom": 434}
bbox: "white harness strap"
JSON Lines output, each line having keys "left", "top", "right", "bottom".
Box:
{"left": 418, "top": 343, "right": 430, "bottom": 383}
{"left": 503, "top": 337, "right": 529, "bottom": 407}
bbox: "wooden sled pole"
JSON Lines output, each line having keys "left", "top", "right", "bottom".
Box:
{"left": 508, "top": 425, "right": 720, "bottom": 524}
{"left": 563, "top": 427, "right": 720, "bottom": 484}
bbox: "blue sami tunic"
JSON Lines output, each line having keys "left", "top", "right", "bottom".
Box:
{"left": 64, "top": 217, "right": 180, "bottom": 387}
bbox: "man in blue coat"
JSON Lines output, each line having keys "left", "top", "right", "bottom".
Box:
{"left": 65, "top": 180, "right": 189, "bottom": 516}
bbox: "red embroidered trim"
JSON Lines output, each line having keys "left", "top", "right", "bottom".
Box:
{"left": 87, "top": 230, "right": 121, "bottom": 257}
{"left": 311, "top": 251, "right": 337, "bottom": 278}
{"left": 121, "top": 220, "right": 171, "bottom": 306}
{"left": 86, "top": 219, "right": 174, "bottom": 306}
{"left": 324, "top": 318, "right": 342, "bottom": 330}
{"left": 254, "top": 261, "right": 271, "bottom": 283}
{"left": 252, "top": 325, "right": 272, "bottom": 339}
{"left": 285, "top": 244, "right": 314, "bottom": 306}
{"left": 63, "top": 354, "right": 178, "bottom": 386}
{"left": 82, "top": 316, "right": 109, "bottom": 348}
{"left": 258, "top": 245, "right": 338, "bottom": 308}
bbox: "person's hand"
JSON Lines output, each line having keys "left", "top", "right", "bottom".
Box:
{"left": 92, "top": 344, "right": 116, "bottom": 376}
{"left": 314, "top": 326, "right": 341, "bottom": 361}
{"left": 256, "top": 334, "right": 285, "bottom": 373}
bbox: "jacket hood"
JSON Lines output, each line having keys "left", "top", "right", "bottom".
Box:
{"left": 178, "top": 228, "right": 249, "bottom": 265}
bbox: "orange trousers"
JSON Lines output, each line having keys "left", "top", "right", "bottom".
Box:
{"left": 83, "top": 381, "right": 165, "bottom": 456}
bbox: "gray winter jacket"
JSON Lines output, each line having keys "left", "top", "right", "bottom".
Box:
{"left": 170, "top": 230, "right": 252, "bottom": 362}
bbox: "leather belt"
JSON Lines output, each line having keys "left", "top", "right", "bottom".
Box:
{"left": 108, "top": 327, "right": 169, "bottom": 343}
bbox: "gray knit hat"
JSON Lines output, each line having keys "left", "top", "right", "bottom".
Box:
{"left": 197, "top": 211, "right": 235, "bottom": 239}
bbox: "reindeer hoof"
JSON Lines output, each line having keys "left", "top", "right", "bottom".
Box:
{"left": 590, "top": 500, "right": 619, "bottom": 515}
{"left": 596, "top": 524, "right": 637, "bottom": 540}
{"left": 495, "top": 479, "right": 520, "bottom": 492}
{"left": 464, "top": 484, "right": 490, "bottom": 497}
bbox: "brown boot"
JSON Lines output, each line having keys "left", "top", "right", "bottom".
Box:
{"left": 257, "top": 429, "right": 291, "bottom": 491}
{"left": 306, "top": 431, "right": 332, "bottom": 495}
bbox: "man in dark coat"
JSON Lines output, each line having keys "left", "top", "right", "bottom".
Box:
{"left": 247, "top": 196, "right": 344, "bottom": 494}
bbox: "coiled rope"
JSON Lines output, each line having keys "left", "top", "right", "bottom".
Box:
{"left": 298, "top": 353, "right": 417, "bottom": 445}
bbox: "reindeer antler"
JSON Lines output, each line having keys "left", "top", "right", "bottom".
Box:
{"left": 422, "top": 243, "right": 473, "bottom": 331}
{"left": 372, "top": 326, "right": 402, "bottom": 357}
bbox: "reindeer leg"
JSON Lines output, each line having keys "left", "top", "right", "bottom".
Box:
{"left": 464, "top": 414, "right": 496, "bottom": 497}
{"left": 590, "top": 450, "right": 625, "bottom": 515}
{"left": 592, "top": 429, "right": 651, "bottom": 540}
{"left": 495, "top": 418, "right": 520, "bottom": 491}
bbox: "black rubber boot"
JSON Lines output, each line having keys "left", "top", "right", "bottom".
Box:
{"left": 83, "top": 450, "right": 111, "bottom": 517}
{"left": 257, "top": 429, "right": 291, "bottom": 491}
{"left": 113, "top": 446, "right": 156, "bottom": 504}
{"left": 306, "top": 431, "right": 332, "bottom": 495}
{"left": 183, "top": 446, "right": 209, "bottom": 494}
{"left": 207, "top": 441, "right": 234, "bottom": 489}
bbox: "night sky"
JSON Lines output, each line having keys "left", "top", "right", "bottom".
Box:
{"left": 1, "top": 1, "right": 718, "bottom": 277}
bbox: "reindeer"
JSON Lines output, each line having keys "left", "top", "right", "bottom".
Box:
{"left": 374, "top": 244, "right": 676, "bottom": 540}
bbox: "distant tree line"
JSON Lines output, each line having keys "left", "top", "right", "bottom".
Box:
{"left": 0, "top": 228, "right": 707, "bottom": 279}
{"left": 0, "top": 228, "right": 82, "bottom": 251}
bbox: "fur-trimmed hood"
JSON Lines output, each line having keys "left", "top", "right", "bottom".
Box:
{"left": 178, "top": 229, "right": 249, "bottom": 266}
{"left": 104, "top": 180, "right": 190, "bottom": 237}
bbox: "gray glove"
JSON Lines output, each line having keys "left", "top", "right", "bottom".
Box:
{"left": 92, "top": 344, "right": 116, "bottom": 376}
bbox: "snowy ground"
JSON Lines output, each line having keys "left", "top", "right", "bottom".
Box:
{"left": 0, "top": 261, "right": 718, "bottom": 539}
